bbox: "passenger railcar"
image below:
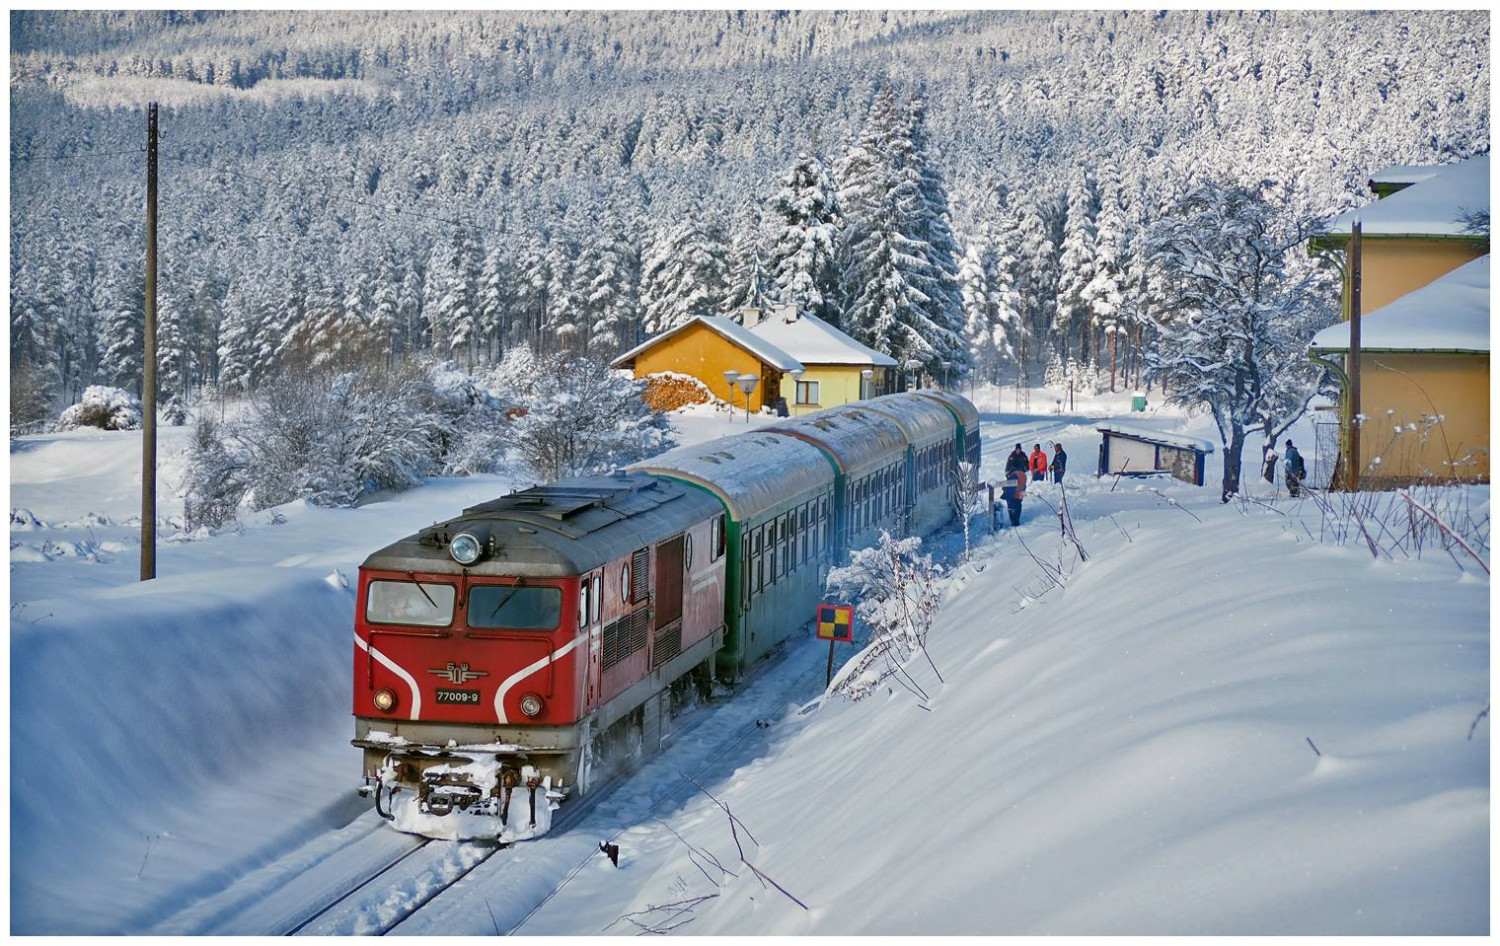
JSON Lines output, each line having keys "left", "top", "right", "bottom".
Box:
{"left": 352, "top": 391, "right": 980, "bottom": 838}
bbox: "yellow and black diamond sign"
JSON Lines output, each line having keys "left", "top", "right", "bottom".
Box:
{"left": 816, "top": 603, "right": 853, "bottom": 642}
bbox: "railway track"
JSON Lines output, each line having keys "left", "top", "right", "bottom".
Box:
{"left": 293, "top": 619, "right": 845, "bottom": 936}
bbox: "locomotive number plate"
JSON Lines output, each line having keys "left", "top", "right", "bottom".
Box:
{"left": 435, "top": 688, "right": 481, "bottom": 705}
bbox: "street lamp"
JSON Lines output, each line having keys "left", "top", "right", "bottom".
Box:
{"left": 735, "top": 374, "right": 759, "bottom": 424}
{"left": 722, "top": 370, "right": 741, "bottom": 421}
{"left": 788, "top": 368, "right": 804, "bottom": 416}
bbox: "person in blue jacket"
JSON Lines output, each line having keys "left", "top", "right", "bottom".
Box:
{"left": 1051, "top": 443, "right": 1068, "bottom": 484}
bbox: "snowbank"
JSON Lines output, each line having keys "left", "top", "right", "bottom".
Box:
{"left": 11, "top": 568, "right": 356, "bottom": 933}
{"left": 519, "top": 469, "right": 1488, "bottom": 934}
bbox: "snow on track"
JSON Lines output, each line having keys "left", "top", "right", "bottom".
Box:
{"left": 148, "top": 812, "right": 423, "bottom": 935}
{"left": 391, "top": 621, "right": 839, "bottom": 935}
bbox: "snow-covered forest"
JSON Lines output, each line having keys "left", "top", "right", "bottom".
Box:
{"left": 10, "top": 10, "right": 1490, "bottom": 420}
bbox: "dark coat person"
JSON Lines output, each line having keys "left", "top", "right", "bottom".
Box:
{"left": 1052, "top": 443, "right": 1067, "bottom": 484}
{"left": 1005, "top": 444, "right": 1028, "bottom": 476}
{"left": 1284, "top": 439, "right": 1306, "bottom": 497}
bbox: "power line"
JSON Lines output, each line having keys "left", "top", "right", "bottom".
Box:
{"left": 12, "top": 147, "right": 146, "bottom": 164}
{"left": 166, "top": 150, "right": 510, "bottom": 238}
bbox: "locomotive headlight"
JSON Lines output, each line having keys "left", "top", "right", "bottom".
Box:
{"left": 449, "top": 532, "right": 483, "bottom": 566}
{"left": 373, "top": 688, "right": 398, "bottom": 713}
{"left": 519, "top": 694, "right": 544, "bottom": 718}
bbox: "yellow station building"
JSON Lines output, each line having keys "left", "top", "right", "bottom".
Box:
{"left": 612, "top": 306, "right": 897, "bottom": 415}
{"left": 1311, "top": 155, "right": 1489, "bottom": 484}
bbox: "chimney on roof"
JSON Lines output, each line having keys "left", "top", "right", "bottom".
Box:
{"left": 775, "top": 303, "right": 799, "bottom": 323}
{"left": 742, "top": 307, "right": 762, "bottom": 328}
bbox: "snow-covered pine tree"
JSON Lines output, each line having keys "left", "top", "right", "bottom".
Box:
{"left": 156, "top": 286, "right": 191, "bottom": 404}
{"left": 367, "top": 250, "right": 402, "bottom": 367}
{"left": 904, "top": 91, "right": 970, "bottom": 383}
{"left": 398, "top": 256, "right": 426, "bottom": 357}
{"left": 723, "top": 199, "right": 774, "bottom": 320}
{"left": 768, "top": 151, "right": 842, "bottom": 325}
{"left": 583, "top": 208, "right": 640, "bottom": 355}
{"left": 217, "top": 279, "right": 258, "bottom": 393}
{"left": 475, "top": 244, "right": 510, "bottom": 363}
{"left": 439, "top": 229, "right": 483, "bottom": 366}
{"left": 1144, "top": 182, "right": 1335, "bottom": 502}
{"left": 1081, "top": 161, "right": 1126, "bottom": 389}
{"left": 1009, "top": 193, "right": 1056, "bottom": 388}
{"left": 640, "top": 201, "right": 729, "bottom": 336}
{"left": 960, "top": 239, "right": 1000, "bottom": 383}
{"left": 98, "top": 266, "right": 145, "bottom": 396}
{"left": 1054, "top": 168, "right": 1097, "bottom": 365}
{"left": 838, "top": 87, "right": 968, "bottom": 384}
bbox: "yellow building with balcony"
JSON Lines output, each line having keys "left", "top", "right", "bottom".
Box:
{"left": 1311, "top": 155, "right": 1489, "bottom": 485}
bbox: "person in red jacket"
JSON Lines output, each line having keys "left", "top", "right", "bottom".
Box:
{"left": 1029, "top": 444, "right": 1048, "bottom": 479}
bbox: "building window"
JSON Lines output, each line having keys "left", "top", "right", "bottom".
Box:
{"left": 795, "top": 380, "right": 819, "bottom": 405}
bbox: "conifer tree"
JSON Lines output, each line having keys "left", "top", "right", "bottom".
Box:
{"left": 768, "top": 152, "right": 842, "bottom": 324}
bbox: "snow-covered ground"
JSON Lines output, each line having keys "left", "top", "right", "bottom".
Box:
{"left": 10, "top": 398, "right": 1488, "bottom": 934}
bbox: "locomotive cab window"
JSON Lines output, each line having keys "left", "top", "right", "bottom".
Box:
{"left": 711, "top": 514, "right": 725, "bottom": 562}
{"left": 366, "top": 580, "right": 456, "bottom": 627}
{"left": 467, "top": 584, "right": 562, "bottom": 630}
{"left": 579, "top": 579, "right": 592, "bottom": 629}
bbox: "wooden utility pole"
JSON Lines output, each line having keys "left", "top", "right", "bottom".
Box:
{"left": 141, "top": 101, "right": 158, "bottom": 581}
{"left": 1346, "top": 218, "right": 1363, "bottom": 492}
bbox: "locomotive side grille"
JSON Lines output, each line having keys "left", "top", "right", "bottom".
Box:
{"left": 652, "top": 620, "right": 682, "bottom": 669}
{"left": 602, "top": 607, "right": 651, "bottom": 672}
{"left": 602, "top": 618, "right": 624, "bottom": 671}
{"left": 630, "top": 549, "right": 650, "bottom": 603}
{"left": 628, "top": 607, "right": 650, "bottom": 657}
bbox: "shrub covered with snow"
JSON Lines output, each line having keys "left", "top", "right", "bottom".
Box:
{"left": 183, "top": 360, "right": 516, "bottom": 517}
{"left": 55, "top": 385, "right": 143, "bottom": 432}
{"left": 508, "top": 352, "right": 677, "bottom": 482}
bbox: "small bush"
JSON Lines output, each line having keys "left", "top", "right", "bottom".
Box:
{"left": 56, "top": 386, "right": 142, "bottom": 431}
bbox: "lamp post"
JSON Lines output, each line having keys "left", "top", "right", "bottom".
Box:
{"left": 735, "top": 374, "right": 759, "bottom": 424}
{"left": 789, "top": 368, "right": 804, "bottom": 416}
{"left": 722, "top": 370, "right": 741, "bottom": 422}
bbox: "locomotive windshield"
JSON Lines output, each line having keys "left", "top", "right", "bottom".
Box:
{"left": 467, "top": 585, "right": 562, "bottom": 630}
{"left": 366, "top": 580, "right": 456, "bottom": 627}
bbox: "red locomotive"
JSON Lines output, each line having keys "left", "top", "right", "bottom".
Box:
{"left": 353, "top": 471, "right": 725, "bottom": 840}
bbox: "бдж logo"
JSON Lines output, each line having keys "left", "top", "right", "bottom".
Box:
{"left": 429, "top": 662, "right": 489, "bottom": 685}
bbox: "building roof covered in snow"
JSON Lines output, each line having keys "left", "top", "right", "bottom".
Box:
{"left": 1368, "top": 164, "right": 1445, "bottom": 196}
{"left": 1095, "top": 423, "right": 1217, "bottom": 454}
{"left": 610, "top": 315, "right": 804, "bottom": 373}
{"left": 745, "top": 306, "right": 897, "bottom": 367}
{"left": 1321, "top": 154, "right": 1489, "bottom": 241}
{"left": 1310, "top": 255, "right": 1490, "bottom": 354}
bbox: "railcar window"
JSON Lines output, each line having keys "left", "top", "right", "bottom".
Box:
{"left": 711, "top": 514, "right": 726, "bottom": 561}
{"left": 593, "top": 574, "right": 603, "bottom": 622}
{"left": 579, "top": 580, "right": 591, "bottom": 629}
{"left": 366, "top": 580, "right": 456, "bottom": 627}
{"left": 467, "top": 585, "right": 562, "bottom": 630}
